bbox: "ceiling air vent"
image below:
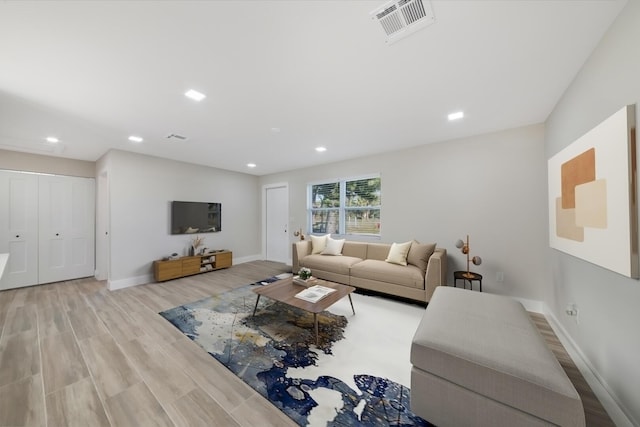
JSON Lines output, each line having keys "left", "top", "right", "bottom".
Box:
{"left": 166, "top": 133, "right": 187, "bottom": 141}
{"left": 371, "top": 0, "right": 435, "bottom": 45}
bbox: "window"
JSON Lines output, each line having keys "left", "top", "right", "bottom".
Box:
{"left": 309, "top": 175, "right": 381, "bottom": 236}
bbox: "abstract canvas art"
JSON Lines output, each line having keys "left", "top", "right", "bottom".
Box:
{"left": 548, "top": 104, "right": 638, "bottom": 278}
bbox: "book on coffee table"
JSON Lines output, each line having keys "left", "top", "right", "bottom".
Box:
{"left": 294, "top": 285, "right": 336, "bottom": 303}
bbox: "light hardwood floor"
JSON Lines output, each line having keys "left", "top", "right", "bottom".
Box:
{"left": 0, "top": 261, "right": 613, "bottom": 426}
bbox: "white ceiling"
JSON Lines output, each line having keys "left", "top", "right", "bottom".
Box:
{"left": 0, "top": 0, "right": 626, "bottom": 176}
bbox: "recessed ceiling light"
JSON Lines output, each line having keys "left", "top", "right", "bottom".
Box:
{"left": 271, "top": 127, "right": 281, "bottom": 133}
{"left": 315, "top": 146, "right": 327, "bottom": 152}
{"left": 247, "top": 163, "right": 257, "bottom": 168}
{"left": 128, "top": 135, "right": 143, "bottom": 143}
{"left": 45, "top": 136, "right": 59, "bottom": 143}
{"left": 185, "top": 89, "right": 206, "bottom": 102}
{"left": 448, "top": 111, "right": 464, "bottom": 121}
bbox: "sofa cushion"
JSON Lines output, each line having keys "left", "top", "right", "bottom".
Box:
{"left": 321, "top": 236, "right": 345, "bottom": 255}
{"left": 300, "top": 254, "right": 362, "bottom": 275}
{"left": 351, "top": 259, "right": 424, "bottom": 289}
{"left": 385, "top": 241, "right": 413, "bottom": 266}
{"left": 366, "top": 243, "right": 392, "bottom": 261}
{"left": 342, "top": 241, "right": 368, "bottom": 259}
{"left": 407, "top": 241, "right": 436, "bottom": 272}
{"left": 310, "top": 234, "right": 329, "bottom": 254}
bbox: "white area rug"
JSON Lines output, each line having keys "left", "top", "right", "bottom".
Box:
{"left": 160, "top": 279, "right": 431, "bottom": 426}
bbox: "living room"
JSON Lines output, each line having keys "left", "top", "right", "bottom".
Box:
{"left": 1, "top": 1, "right": 639, "bottom": 426}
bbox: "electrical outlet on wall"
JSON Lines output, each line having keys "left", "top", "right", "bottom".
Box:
{"left": 496, "top": 272, "right": 504, "bottom": 282}
{"left": 566, "top": 303, "right": 579, "bottom": 325}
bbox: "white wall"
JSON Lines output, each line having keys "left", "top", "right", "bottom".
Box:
{"left": 260, "top": 124, "right": 548, "bottom": 301}
{"left": 545, "top": 0, "right": 640, "bottom": 424}
{"left": 99, "top": 150, "right": 261, "bottom": 288}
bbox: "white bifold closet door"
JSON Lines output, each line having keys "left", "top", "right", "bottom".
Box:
{"left": 38, "top": 174, "right": 95, "bottom": 285}
{"left": 0, "top": 171, "right": 39, "bottom": 289}
{"left": 0, "top": 170, "right": 95, "bottom": 290}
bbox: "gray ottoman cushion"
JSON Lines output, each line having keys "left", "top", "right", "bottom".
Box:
{"left": 411, "top": 286, "right": 585, "bottom": 426}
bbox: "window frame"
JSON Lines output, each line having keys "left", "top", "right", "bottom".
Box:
{"left": 307, "top": 174, "right": 381, "bottom": 238}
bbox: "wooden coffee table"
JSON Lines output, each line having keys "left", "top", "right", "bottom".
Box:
{"left": 252, "top": 277, "right": 356, "bottom": 345}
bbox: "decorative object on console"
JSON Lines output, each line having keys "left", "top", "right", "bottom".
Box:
{"left": 191, "top": 235, "right": 204, "bottom": 255}
{"left": 293, "top": 228, "right": 305, "bottom": 240}
{"left": 454, "top": 234, "right": 482, "bottom": 279}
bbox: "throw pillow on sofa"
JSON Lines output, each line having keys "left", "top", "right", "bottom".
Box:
{"left": 310, "top": 234, "right": 330, "bottom": 254}
{"left": 407, "top": 240, "right": 437, "bottom": 272}
{"left": 321, "top": 236, "right": 345, "bottom": 255}
{"left": 385, "top": 241, "right": 413, "bottom": 266}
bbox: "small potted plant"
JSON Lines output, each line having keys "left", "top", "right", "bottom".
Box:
{"left": 298, "top": 267, "right": 312, "bottom": 280}
{"left": 294, "top": 267, "right": 314, "bottom": 286}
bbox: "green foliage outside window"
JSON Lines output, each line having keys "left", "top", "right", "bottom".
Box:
{"left": 309, "top": 176, "right": 381, "bottom": 236}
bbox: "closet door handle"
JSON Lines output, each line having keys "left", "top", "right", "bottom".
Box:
{"left": 16, "top": 234, "right": 20, "bottom": 238}
{"left": 55, "top": 233, "right": 59, "bottom": 236}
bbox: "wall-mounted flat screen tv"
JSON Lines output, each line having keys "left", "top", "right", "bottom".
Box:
{"left": 171, "top": 201, "right": 221, "bottom": 234}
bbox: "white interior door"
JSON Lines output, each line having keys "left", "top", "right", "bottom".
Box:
{"left": 0, "top": 171, "right": 39, "bottom": 290}
{"left": 265, "top": 185, "right": 289, "bottom": 263}
{"left": 38, "top": 175, "right": 95, "bottom": 284}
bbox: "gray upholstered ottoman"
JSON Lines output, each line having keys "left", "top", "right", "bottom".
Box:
{"left": 410, "top": 286, "right": 585, "bottom": 427}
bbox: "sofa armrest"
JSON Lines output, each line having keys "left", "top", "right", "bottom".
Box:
{"left": 425, "top": 248, "right": 447, "bottom": 302}
{"left": 292, "top": 241, "right": 312, "bottom": 273}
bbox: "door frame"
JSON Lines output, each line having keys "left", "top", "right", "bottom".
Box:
{"left": 262, "top": 182, "right": 289, "bottom": 264}
{"left": 96, "top": 170, "right": 110, "bottom": 281}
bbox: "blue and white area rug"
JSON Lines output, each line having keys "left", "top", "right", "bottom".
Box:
{"left": 159, "top": 275, "right": 431, "bottom": 426}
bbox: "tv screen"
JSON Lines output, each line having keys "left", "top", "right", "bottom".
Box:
{"left": 171, "top": 201, "right": 221, "bottom": 234}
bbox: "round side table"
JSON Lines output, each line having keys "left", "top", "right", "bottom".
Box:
{"left": 453, "top": 271, "right": 483, "bottom": 292}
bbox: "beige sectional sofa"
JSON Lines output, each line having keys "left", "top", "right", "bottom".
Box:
{"left": 292, "top": 239, "right": 447, "bottom": 303}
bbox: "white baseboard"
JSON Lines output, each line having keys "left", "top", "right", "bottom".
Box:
{"left": 107, "top": 274, "right": 153, "bottom": 291}
{"left": 233, "top": 254, "right": 262, "bottom": 264}
{"left": 541, "top": 303, "right": 637, "bottom": 427}
{"left": 511, "top": 296, "right": 545, "bottom": 313}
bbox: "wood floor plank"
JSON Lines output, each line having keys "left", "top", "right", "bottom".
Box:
{"left": 8, "top": 287, "right": 32, "bottom": 309}
{"left": 37, "top": 300, "right": 71, "bottom": 338}
{"left": 3, "top": 304, "right": 37, "bottom": 336}
{"left": 46, "top": 377, "right": 110, "bottom": 427}
{"left": 93, "top": 304, "right": 145, "bottom": 343}
{"left": 163, "top": 337, "right": 254, "bottom": 412}
{"left": 0, "top": 373, "right": 45, "bottom": 427}
{"left": 528, "top": 312, "right": 614, "bottom": 427}
{"left": 120, "top": 334, "right": 197, "bottom": 405}
{"left": 67, "top": 306, "right": 108, "bottom": 340}
{"left": 166, "top": 387, "right": 241, "bottom": 427}
{"left": 231, "top": 394, "right": 297, "bottom": 427}
{"left": 0, "top": 329, "right": 40, "bottom": 388}
{"left": 41, "top": 331, "right": 89, "bottom": 394}
{"left": 78, "top": 333, "right": 142, "bottom": 399}
{"left": 105, "top": 381, "right": 174, "bottom": 427}
{"left": 56, "top": 285, "right": 88, "bottom": 312}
